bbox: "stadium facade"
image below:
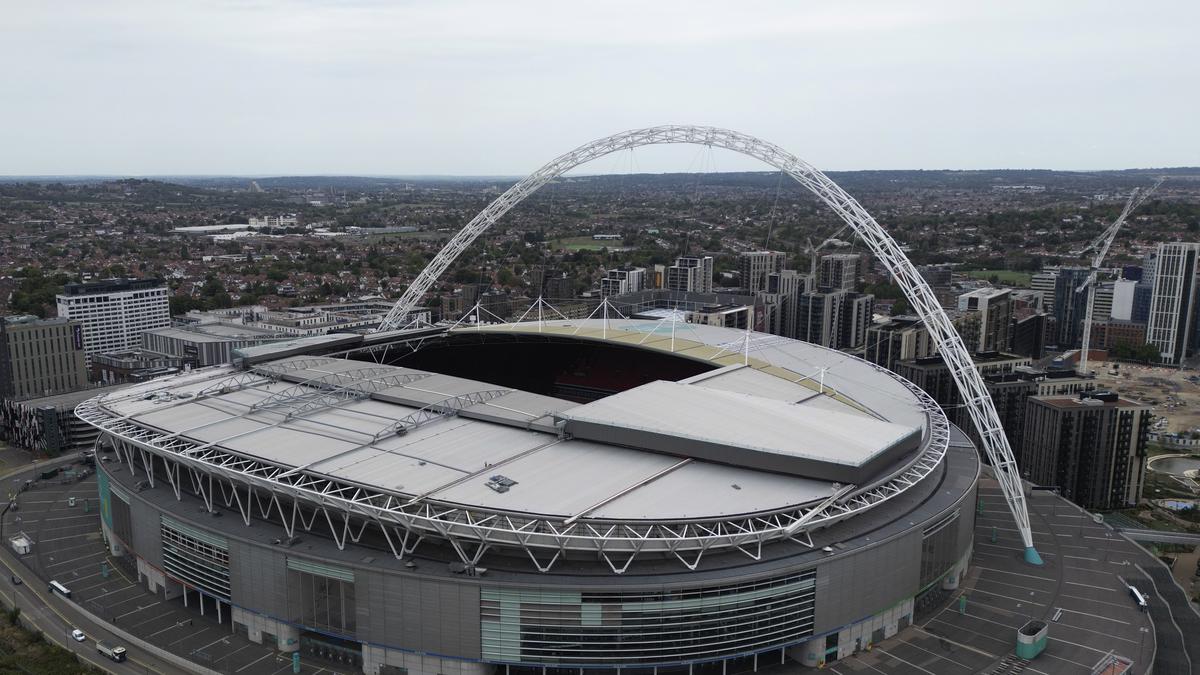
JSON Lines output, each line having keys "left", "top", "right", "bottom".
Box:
{"left": 79, "top": 320, "right": 978, "bottom": 674}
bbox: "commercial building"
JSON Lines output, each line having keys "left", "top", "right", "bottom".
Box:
{"left": 738, "top": 251, "right": 785, "bottom": 293}
{"left": 1147, "top": 242, "right": 1200, "bottom": 365}
{"left": 91, "top": 350, "right": 187, "bottom": 384}
{"left": 141, "top": 323, "right": 283, "bottom": 368}
{"left": 1020, "top": 392, "right": 1150, "bottom": 510}
{"left": 55, "top": 278, "right": 170, "bottom": 365}
{"left": 0, "top": 315, "right": 87, "bottom": 399}
{"left": 81, "top": 320, "right": 977, "bottom": 674}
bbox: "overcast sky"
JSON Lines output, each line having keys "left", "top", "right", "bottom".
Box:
{"left": 2, "top": 1, "right": 1197, "bottom": 176}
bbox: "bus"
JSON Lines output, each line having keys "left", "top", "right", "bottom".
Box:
{"left": 47, "top": 580, "right": 71, "bottom": 599}
{"left": 96, "top": 641, "right": 127, "bottom": 662}
{"left": 1128, "top": 584, "right": 1148, "bottom": 611}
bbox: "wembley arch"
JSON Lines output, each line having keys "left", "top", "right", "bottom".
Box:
{"left": 377, "top": 124, "right": 1042, "bottom": 563}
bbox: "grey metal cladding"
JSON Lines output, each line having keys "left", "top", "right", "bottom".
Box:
{"left": 361, "top": 572, "right": 481, "bottom": 659}
{"left": 228, "top": 540, "right": 289, "bottom": 618}
{"left": 128, "top": 496, "right": 164, "bottom": 568}
{"left": 813, "top": 532, "right": 922, "bottom": 632}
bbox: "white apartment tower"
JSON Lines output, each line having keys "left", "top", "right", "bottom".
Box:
{"left": 738, "top": 251, "right": 785, "bottom": 294}
{"left": 1147, "top": 242, "right": 1200, "bottom": 365}
{"left": 599, "top": 267, "right": 646, "bottom": 298}
{"left": 56, "top": 278, "right": 171, "bottom": 364}
{"left": 665, "top": 256, "right": 714, "bottom": 294}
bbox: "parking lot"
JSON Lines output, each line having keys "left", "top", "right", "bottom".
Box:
{"left": 801, "top": 477, "right": 1169, "bottom": 675}
{"left": 2, "top": 458, "right": 354, "bottom": 675}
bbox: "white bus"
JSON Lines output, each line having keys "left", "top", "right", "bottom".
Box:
{"left": 47, "top": 580, "right": 71, "bottom": 599}
{"left": 1127, "top": 584, "right": 1148, "bottom": 610}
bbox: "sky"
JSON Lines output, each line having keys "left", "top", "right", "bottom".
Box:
{"left": 2, "top": 1, "right": 1197, "bottom": 176}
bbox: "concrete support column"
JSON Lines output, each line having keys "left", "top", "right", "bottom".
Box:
{"left": 788, "top": 638, "right": 825, "bottom": 667}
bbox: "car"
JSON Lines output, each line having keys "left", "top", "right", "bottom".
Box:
{"left": 71, "top": 629, "right": 85, "bottom": 642}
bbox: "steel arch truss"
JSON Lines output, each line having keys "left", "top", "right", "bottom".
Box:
{"left": 77, "top": 374, "right": 947, "bottom": 574}
{"left": 376, "top": 124, "right": 1038, "bottom": 556}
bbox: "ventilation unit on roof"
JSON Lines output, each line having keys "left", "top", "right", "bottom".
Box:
{"left": 486, "top": 475, "right": 518, "bottom": 493}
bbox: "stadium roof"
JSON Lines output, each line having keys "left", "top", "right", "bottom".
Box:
{"left": 80, "top": 319, "right": 947, "bottom": 569}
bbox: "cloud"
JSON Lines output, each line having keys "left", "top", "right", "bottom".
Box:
{"left": 0, "top": 1, "right": 1196, "bottom": 174}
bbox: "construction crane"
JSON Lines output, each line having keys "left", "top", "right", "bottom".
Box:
{"left": 1075, "top": 177, "right": 1165, "bottom": 374}
{"left": 803, "top": 223, "right": 852, "bottom": 279}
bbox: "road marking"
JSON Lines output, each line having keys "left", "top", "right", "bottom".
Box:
{"left": 236, "top": 651, "right": 275, "bottom": 672}
{"left": 895, "top": 637, "right": 979, "bottom": 671}
{"left": 115, "top": 600, "right": 161, "bottom": 620}
{"left": 127, "top": 607, "right": 178, "bottom": 630}
{"left": 1056, "top": 606, "right": 1131, "bottom": 626}
{"left": 844, "top": 656, "right": 888, "bottom": 674}
{"left": 911, "top": 625, "right": 996, "bottom": 659}
{"left": 44, "top": 551, "right": 105, "bottom": 569}
{"left": 971, "top": 565, "right": 1056, "bottom": 583}
{"left": 1064, "top": 579, "right": 1115, "bottom": 592}
{"left": 1057, "top": 592, "right": 1138, "bottom": 611}
{"left": 873, "top": 647, "right": 939, "bottom": 675}
{"left": 88, "top": 583, "right": 140, "bottom": 602}
{"left": 1048, "top": 635, "right": 1110, "bottom": 655}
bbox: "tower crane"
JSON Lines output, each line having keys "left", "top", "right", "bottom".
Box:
{"left": 1074, "top": 177, "right": 1165, "bottom": 374}
{"left": 803, "top": 223, "right": 852, "bottom": 279}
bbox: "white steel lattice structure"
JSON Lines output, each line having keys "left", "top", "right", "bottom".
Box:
{"left": 378, "top": 125, "right": 1042, "bottom": 562}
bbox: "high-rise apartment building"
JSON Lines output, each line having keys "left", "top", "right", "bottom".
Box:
{"left": 761, "top": 270, "right": 809, "bottom": 339}
{"left": 1147, "top": 242, "right": 1200, "bottom": 365}
{"left": 1051, "top": 267, "right": 1091, "bottom": 349}
{"left": 818, "top": 253, "right": 861, "bottom": 292}
{"left": 1020, "top": 392, "right": 1150, "bottom": 510}
{"left": 598, "top": 267, "right": 646, "bottom": 298}
{"left": 864, "top": 316, "right": 935, "bottom": 372}
{"left": 956, "top": 288, "right": 1013, "bottom": 354}
{"left": 0, "top": 315, "right": 88, "bottom": 399}
{"left": 1109, "top": 278, "right": 1137, "bottom": 321}
{"left": 796, "top": 290, "right": 874, "bottom": 351}
{"left": 738, "top": 251, "right": 785, "bottom": 294}
{"left": 55, "top": 278, "right": 171, "bottom": 364}
{"left": 1091, "top": 282, "right": 1114, "bottom": 322}
{"left": 1030, "top": 271, "right": 1058, "bottom": 314}
{"left": 664, "top": 256, "right": 714, "bottom": 294}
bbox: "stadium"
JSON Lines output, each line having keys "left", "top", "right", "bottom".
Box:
{"left": 77, "top": 318, "right": 979, "bottom": 675}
